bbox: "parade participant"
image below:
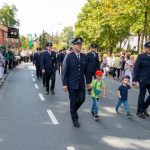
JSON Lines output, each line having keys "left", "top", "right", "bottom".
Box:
{"left": 87, "top": 44, "right": 100, "bottom": 94}
{"left": 115, "top": 75, "right": 133, "bottom": 118}
{"left": 89, "top": 70, "right": 106, "bottom": 121}
{"left": 41, "top": 48, "right": 46, "bottom": 87}
{"left": 57, "top": 49, "right": 66, "bottom": 74}
{"left": 41, "top": 42, "right": 57, "bottom": 95}
{"left": 133, "top": 41, "right": 150, "bottom": 119}
{"left": 57, "top": 50, "right": 62, "bottom": 74}
{"left": 33, "top": 48, "right": 42, "bottom": 79}
{"left": 62, "top": 37, "right": 90, "bottom": 128}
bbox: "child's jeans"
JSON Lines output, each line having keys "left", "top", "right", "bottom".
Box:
{"left": 116, "top": 99, "right": 130, "bottom": 113}
{"left": 91, "top": 97, "right": 100, "bottom": 115}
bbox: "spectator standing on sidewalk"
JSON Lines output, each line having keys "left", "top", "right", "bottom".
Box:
{"left": 0, "top": 48, "right": 5, "bottom": 82}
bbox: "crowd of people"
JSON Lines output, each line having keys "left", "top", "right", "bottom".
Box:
{"left": 101, "top": 52, "right": 136, "bottom": 83}
{"left": 0, "top": 47, "right": 33, "bottom": 82}
{"left": 32, "top": 37, "right": 150, "bottom": 128}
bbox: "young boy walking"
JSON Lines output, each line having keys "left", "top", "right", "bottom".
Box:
{"left": 90, "top": 70, "right": 106, "bottom": 121}
{"left": 115, "top": 75, "right": 133, "bottom": 118}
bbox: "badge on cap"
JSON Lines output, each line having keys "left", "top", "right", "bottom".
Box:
{"left": 144, "top": 41, "right": 150, "bottom": 48}
{"left": 72, "top": 37, "right": 83, "bottom": 45}
{"left": 46, "top": 42, "right": 53, "bottom": 47}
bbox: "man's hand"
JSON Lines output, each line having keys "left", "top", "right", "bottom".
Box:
{"left": 132, "top": 82, "right": 138, "bottom": 87}
{"left": 42, "top": 69, "right": 45, "bottom": 74}
{"left": 118, "top": 95, "right": 121, "bottom": 99}
{"left": 63, "top": 86, "right": 68, "bottom": 92}
{"left": 86, "top": 84, "right": 90, "bottom": 89}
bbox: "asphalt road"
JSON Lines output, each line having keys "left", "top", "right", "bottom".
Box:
{"left": 0, "top": 62, "right": 150, "bottom": 150}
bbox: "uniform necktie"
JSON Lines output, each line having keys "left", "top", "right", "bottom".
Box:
{"left": 77, "top": 54, "right": 80, "bottom": 61}
{"left": 93, "top": 53, "right": 96, "bottom": 58}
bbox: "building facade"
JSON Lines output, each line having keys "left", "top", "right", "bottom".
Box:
{"left": 0, "top": 24, "right": 20, "bottom": 48}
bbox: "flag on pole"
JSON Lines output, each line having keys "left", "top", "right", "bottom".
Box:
{"left": 29, "top": 34, "right": 33, "bottom": 47}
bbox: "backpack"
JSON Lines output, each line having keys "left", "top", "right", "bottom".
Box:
{"left": 94, "top": 80, "right": 103, "bottom": 96}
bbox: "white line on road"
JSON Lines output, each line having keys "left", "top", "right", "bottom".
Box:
{"left": 67, "top": 147, "right": 75, "bottom": 150}
{"left": 32, "top": 78, "right": 35, "bottom": 82}
{"left": 38, "top": 93, "right": 45, "bottom": 101}
{"left": 31, "top": 74, "right": 34, "bottom": 77}
{"left": 47, "top": 110, "right": 59, "bottom": 125}
{"left": 34, "top": 84, "right": 39, "bottom": 89}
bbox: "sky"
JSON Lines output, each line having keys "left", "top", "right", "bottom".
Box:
{"left": 0, "top": 0, "right": 87, "bottom": 36}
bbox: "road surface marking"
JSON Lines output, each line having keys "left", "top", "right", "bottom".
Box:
{"left": 47, "top": 110, "right": 59, "bottom": 125}
{"left": 32, "top": 78, "right": 35, "bottom": 82}
{"left": 67, "top": 147, "right": 75, "bottom": 150}
{"left": 31, "top": 74, "right": 34, "bottom": 77}
{"left": 38, "top": 93, "right": 45, "bottom": 101}
{"left": 34, "top": 84, "right": 39, "bottom": 89}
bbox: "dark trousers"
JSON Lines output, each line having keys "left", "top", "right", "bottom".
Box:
{"left": 68, "top": 88, "right": 85, "bottom": 122}
{"left": 45, "top": 72, "right": 56, "bottom": 92}
{"left": 9, "top": 59, "right": 13, "bottom": 70}
{"left": 35, "top": 65, "right": 41, "bottom": 79}
{"left": 43, "top": 73, "right": 46, "bottom": 86}
{"left": 87, "top": 72, "right": 96, "bottom": 83}
{"left": 58, "top": 63, "right": 62, "bottom": 74}
{"left": 112, "top": 68, "right": 120, "bottom": 78}
{"left": 137, "top": 83, "right": 150, "bottom": 113}
{"left": 4, "top": 61, "right": 8, "bottom": 74}
{"left": 87, "top": 72, "right": 96, "bottom": 93}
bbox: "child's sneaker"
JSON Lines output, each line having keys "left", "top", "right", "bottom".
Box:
{"left": 91, "top": 111, "right": 94, "bottom": 116}
{"left": 127, "top": 112, "right": 133, "bottom": 118}
{"left": 94, "top": 115, "right": 101, "bottom": 121}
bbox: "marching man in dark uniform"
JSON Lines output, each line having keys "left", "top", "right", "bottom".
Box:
{"left": 62, "top": 37, "right": 90, "bottom": 128}
{"left": 41, "top": 48, "right": 47, "bottom": 87}
{"left": 41, "top": 42, "right": 57, "bottom": 95}
{"left": 33, "top": 48, "right": 42, "bottom": 79}
{"left": 87, "top": 44, "right": 100, "bottom": 94}
{"left": 133, "top": 41, "right": 150, "bottom": 119}
{"left": 57, "top": 49, "right": 66, "bottom": 74}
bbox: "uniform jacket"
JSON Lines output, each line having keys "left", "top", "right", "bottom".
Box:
{"left": 33, "top": 52, "right": 41, "bottom": 66}
{"left": 41, "top": 50, "right": 57, "bottom": 73}
{"left": 133, "top": 53, "right": 150, "bottom": 84}
{"left": 62, "top": 52, "right": 90, "bottom": 90}
{"left": 87, "top": 52, "right": 100, "bottom": 73}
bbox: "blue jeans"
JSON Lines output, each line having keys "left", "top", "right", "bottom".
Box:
{"left": 91, "top": 97, "right": 100, "bottom": 114}
{"left": 116, "top": 99, "right": 130, "bottom": 113}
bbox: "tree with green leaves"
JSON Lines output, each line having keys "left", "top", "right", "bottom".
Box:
{"left": 59, "top": 26, "right": 74, "bottom": 48}
{"left": 75, "top": 0, "right": 150, "bottom": 54}
{"left": 0, "top": 3, "right": 20, "bottom": 27}
{"left": 39, "top": 30, "right": 48, "bottom": 49}
{"left": 20, "top": 35, "right": 29, "bottom": 49}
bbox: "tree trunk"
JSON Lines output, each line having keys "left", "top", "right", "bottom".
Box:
{"left": 119, "top": 40, "right": 122, "bottom": 49}
{"left": 141, "top": 11, "right": 148, "bottom": 52}
{"left": 137, "top": 30, "right": 141, "bottom": 54}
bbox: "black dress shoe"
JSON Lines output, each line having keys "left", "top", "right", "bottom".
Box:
{"left": 46, "top": 92, "right": 49, "bottom": 95}
{"left": 144, "top": 110, "right": 150, "bottom": 117}
{"left": 73, "top": 121, "right": 80, "bottom": 128}
{"left": 137, "top": 113, "right": 145, "bottom": 119}
{"left": 51, "top": 90, "right": 55, "bottom": 95}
